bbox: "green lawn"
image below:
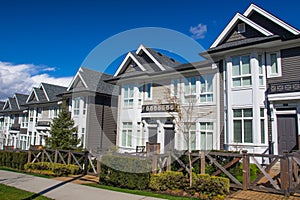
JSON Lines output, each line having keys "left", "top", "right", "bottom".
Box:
{"left": 87, "top": 184, "right": 199, "bottom": 200}
{"left": 0, "top": 184, "right": 52, "bottom": 200}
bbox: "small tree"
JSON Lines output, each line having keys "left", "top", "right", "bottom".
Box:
{"left": 159, "top": 87, "right": 211, "bottom": 187}
{"left": 47, "top": 105, "right": 79, "bottom": 150}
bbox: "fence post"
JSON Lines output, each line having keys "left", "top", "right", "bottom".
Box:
{"left": 166, "top": 151, "right": 171, "bottom": 171}
{"left": 83, "top": 151, "right": 89, "bottom": 175}
{"left": 242, "top": 150, "right": 250, "bottom": 190}
{"left": 27, "top": 150, "right": 32, "bottom": 163}
{"left": 54, "top": 149, "right": 58, "bottom": 163}
{"left": 41, "top": 150, "right": 45, "bottom": 162}
{"left": 67, "top": 150, "right": 71, "bottom": 165}
{"left": 200, "top": 151, "right": 205, "bottom": 174}
{"left": 152, "top": 153, "right": 158, "bottom": 174}
{"left": 280, "top": 151, "right": 290, "bottom": 196}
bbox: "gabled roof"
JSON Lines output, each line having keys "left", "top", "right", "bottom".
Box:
{"left": 0, "top": 101, "right": 5, "bottom": 110}
{"left": 1, "top": 93, "right": 29, "bottom": 112}
{"left": 209, "top": 4, "right": 300, "bottom": 50}
{"left": 67, "top": 67, "right": 118, "bottom": 96}
{"left": 14, "top": 93, "right": 29, "bottom": 109}
{"left": 114, "top": 44, "right": 181, "bottom": 77}
{"left": 26, "top": 83, "right": 67, "bottom": 105}
{"left": 244, "top": 4, "right": 300, "bottom": 35}
{"left": 210, "top": 13, "right": 273, "bottom": 48}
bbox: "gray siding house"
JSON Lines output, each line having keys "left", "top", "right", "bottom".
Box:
{"left": 63, "top": 67, "right": 118, "bottom": 153}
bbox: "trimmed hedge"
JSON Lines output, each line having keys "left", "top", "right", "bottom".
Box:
{"left": 0, "top": 151, "right": 27, "bottom": 170}
{"left": 99, "top": 154, "right": 151, "bottom": 190}
{"left": 149, "top": 171, "right": 230, "bottom": 199}
{"left": 24, "top": 162, "right": 80, "bottom": 176}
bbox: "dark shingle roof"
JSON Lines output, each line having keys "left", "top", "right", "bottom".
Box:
{"left": 0, "top": 101, "right": 5, "bottom": 110}
{"left": 15, "top": 93, "right": 29, "bottom": 106}
{"left": 69, "top": 67, "right": 119, "bottom": 96}
{"left": 8, "top": 97, "right": 18, "bottom": 110}
{"left": 42, "top": 83, "right": 67, "bottom": 101}
{"left": 146, "top": 48, "right": 182, "bottom": 69}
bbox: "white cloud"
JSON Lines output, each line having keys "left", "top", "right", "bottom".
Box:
{"left": 0, "top": 61, "right": 73, "bottom": 100}
{"left": 189, "top": 23, "right": 207, "bottom": 39}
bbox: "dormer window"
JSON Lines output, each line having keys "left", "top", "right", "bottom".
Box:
{"left": 238, "top": 23, "right": 246, "bottom": 33}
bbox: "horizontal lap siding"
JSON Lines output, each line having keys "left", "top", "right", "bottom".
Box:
{"left": 223, "top": 24, "right": 264, "bottom": 44}
{"left": 86, "top": 95, "right": 117, "bottom": 152}
{"left": 267, "top": 47, "right": 300, "bottom": 84}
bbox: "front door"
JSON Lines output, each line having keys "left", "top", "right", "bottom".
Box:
{"left": 277, "top": 114, "right": 298, "bottom": 154}
{"left": 148, "top": 127, "right": 158, "bottom": 143}
{"left": 164, "top": 127, "right": 175, "bottom": 152}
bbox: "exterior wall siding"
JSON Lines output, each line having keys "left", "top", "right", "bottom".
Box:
{"left": 223, "top": 24, "right": 264, "bottom": 44}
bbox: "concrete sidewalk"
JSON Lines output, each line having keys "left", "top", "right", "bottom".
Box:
{"left": 0, "top": 170, "right": 163, "bottom": 200}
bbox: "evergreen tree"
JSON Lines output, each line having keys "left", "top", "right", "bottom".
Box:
{"left": 47, "top": 105, "right": 79, "bottom": 150}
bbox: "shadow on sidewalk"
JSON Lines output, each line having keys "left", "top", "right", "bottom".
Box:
{"left": 22, "top": 175, "right": 86, "bottom": 200}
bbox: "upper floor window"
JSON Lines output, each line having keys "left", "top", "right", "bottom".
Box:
{"left": 171, "top": 79, "right": 179, "bottom": 97}
{"left": 233, "top": 108, "right": 253, "bottom": 143}
{"left": 29, "top": 109, "right": 34, "bottom": 122}
{"left": 138, "top": 85, "right": 143, "bottom": 106}
{"left": 73, "top": 97, "right": 80, "bottom": 115}
{"left": 266, "top": 52, "right": 281, "bottom": 77}
{"left": 232, "top": 55, "right": 252, "bottom": 87}
{"left": 21, "top": 115, "right": 28, "bottom": 128}
{"left": 258, "top": 55, "right": 264, "bottom": 86}
{"left": 200, "top": 75, "right": 213, "bottom": 102}
{"left": 83, "top": 97, "right": 87, "bottom": 115}
{"left": 184, "top": 77, "right": 197, "bottom": 103}
{"left": 123, "top": 84, "right": 134, "bottom": 108}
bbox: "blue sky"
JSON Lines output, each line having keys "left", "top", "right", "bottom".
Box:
{"left": 0, "top": 0, "right": 300, "bottom": 99}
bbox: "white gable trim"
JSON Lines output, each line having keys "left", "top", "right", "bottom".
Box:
{"left": 67, "top": 68, "right": 88, "bottom": 91}
{"left": 40, "top": 83, "right": 50, "bottom": 101}
{"left": 13, "top": 94, "right": 20, "bottom": 109}
{"left": 136, "top": 44, "right": 165, "bottom": 71}
{"left": 244, "top": 4, "right": 300, "bottom": 35}
{"left": 113, "top": 52, "right": 146, "bottom": 77}
{"left": 26, "top": 88, "right": 39, "bottom": 103}
{"left": 3, "top": 99, "right": 11, "bottom": 110}
{"left": 210, "top": 13, "right": 273, "bottom": 48}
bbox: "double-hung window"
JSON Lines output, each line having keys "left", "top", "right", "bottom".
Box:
{"left": 21, "top": 115, "right": 28, "bottom": 128}
{"left": 233, "top": 108, "right": 253, "bottom": 143}
{"left": 73, "top": 97, "right": 80, "bottom": 115}
{"left": 171, "top": 79, "right": 179, "bottom": 97}
{"left": 258, "top": 55, "right": 264, "bottom": 86}
{"left": 200, "top": 122, "right": 213, "bottom": 150}
{"left": 184, "top": 123, "right": 196, "bottom": 150}
{"left": 83, "top": 97, "right": 87, "bottom": 115}
{"left": 29, "top": 109, "right": 34, "bottom": 122}
{"left": 123, "top": 84, "right": 134, "bottom": 108}
{"left": 121, "top": 122, "right": 132, "bottom": 147}
{"left": 184, "top": 77, "right": 197, "bottom": 103}
{"left": 138, "top": 85, "right": 143, "bottom": 106}
{"left": 266, "top": 52, "right": 281, "bottom": 77}
{"left": 232, "top": 55, "right": 252, "bottom": 87}
{"left": 200, "top": 75, "right": 213, "bottom": 103}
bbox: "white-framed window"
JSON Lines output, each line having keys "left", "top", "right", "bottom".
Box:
{"left": 184, "top": 77, "right": 197, "bottom": 103}
{"left": 266, "top": 52, "right": 281, "bottom": 77}
{"left": 233, "top": 108, "right": 253, "bottom": 143}
{"left": 37, "top": 108, "right": 43, "bottom": 119}
{"left": 258, "top": 55, "right": 264, "bottom": 86}
{"left": 73, "top": 97, "right": 80, "bottom": 115}
{"left": 232, "top": 55, "right": 252, "bottom": 87}
{"left": 21, "top": 115, "right": 28, "bottom": 128}
{"left": 183, "top": 123, "right": 196, "bottom": 150}
{"left": 200, "top": 75, "right": 213, "bottom": 103}
{"left": 138, "top": 84, "right": 143, "bottom": 106}
{"left": 123, "top": 84, "right": 134, "bottom": 108}
{"left": 200, "top": 122, "right": 213, "bottom": 150}
{"left": 29, "top": 109, "right": 34, "bottom": 122}
{"left": 145, "top": 83, "right": 152, "bottom": 100}
{"left": 121, "top": 122, "right": 132, "bottom": 147}
{"left": 260, "top": 108, "right": 266, "bottom": 144}
{"left": 83, "top": 97, "right": 87, "bottom": 115}
{"left": 136, "top": 122, "right": 142, "bottom": 146}
{"left": 171, "top": 79, "right": 179, "bottom": 96}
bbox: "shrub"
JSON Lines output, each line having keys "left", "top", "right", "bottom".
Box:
{"left": 0, "top": 151, "right": 27, "bottom": 170}
{"left": 149, "top": 172, "right": 230, "bottom": 199}
{"left": 24, "top": 162, "right": 80, "bottom": 176}
{"left": 99, "top": 154, "right": 151, "bottom": 190}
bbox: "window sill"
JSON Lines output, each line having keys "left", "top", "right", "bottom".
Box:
{"left": 231, "top": 86, "right": 252, "bottom": 91}
{"left": 227, "top": 143, "right": 268, "bottom": 147}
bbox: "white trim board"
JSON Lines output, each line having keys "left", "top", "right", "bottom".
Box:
{"left": 113, "top": 52, "right": 146, "bottom": 77}
{"left": 210, "top": 13, "right": 273, "bottom": 48}
{"left": 136, "top": 44, "right": 165, "bottom": 71}
{"left": 67, "top": 68, "right": 88, "bottom": 91}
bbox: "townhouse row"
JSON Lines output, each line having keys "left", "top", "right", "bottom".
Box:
{"left": 1, "top": 4, "right": 300, "bottom": 156}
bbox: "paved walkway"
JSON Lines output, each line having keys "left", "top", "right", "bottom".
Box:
{"left": 0, "top": 170, "right": 162, "bottom": 200}
{"left": 226, "top": 190, "right": 300, "bottom": 200}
